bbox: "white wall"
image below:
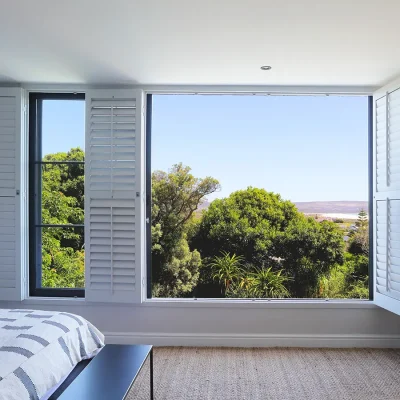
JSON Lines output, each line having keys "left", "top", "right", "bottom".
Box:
{"left": 1, "top": 85, "right": 399, "bottom": 348}
{"left": 1, "top": 300, "right": 400, "bottom": 347}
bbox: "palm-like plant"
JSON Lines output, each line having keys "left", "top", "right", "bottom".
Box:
{"left": 209, "top": 252, "right": 244, "bottom": 293}
{"left": 210, "top": 253, "right": 291, "bottom": 299}
{"left": 246, "top": 267, "right": 291, "bottom": 298}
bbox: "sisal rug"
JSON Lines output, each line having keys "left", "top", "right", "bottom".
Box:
{"left": 127, "top": 347, "right": 400, "bottom": 400}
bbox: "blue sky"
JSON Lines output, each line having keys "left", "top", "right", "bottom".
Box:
{"left": 42, "top": 95, "right": 368, "bottom": 202}
{"left": 152, "top": 95, "right": 368, "bottom": 202}
{"left": 42, "top": 100, "right": 85, "bottom": 156}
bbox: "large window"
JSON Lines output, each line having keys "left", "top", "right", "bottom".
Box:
{"left": 29, "top": 93, "right": 85, "bottom": 297}
{"left": 147, "top": 94, "right": 371, "bottom": 300}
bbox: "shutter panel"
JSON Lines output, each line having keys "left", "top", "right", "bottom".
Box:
{"left": 376, "top": 88, "right": 400, "bottom": 192}
{"left": 0, "top": 88, "right": 24, "bottom": 301}
{"left": 376, "top": 95, "right": 387, "bottom": 192}
{"left": 375, "top": 200, "right": 400, "bottom": 298}
{"left": 85, "top": 89, "right": 144, "bottom": 303}
{"left": 374, "top": 78, "right": 400, "bottom": 314}
{"left": 0, "top": 95, "right": 17, "bottom": 197}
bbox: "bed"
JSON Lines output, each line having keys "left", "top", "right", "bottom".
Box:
{"left": 0, "top": 309, "right": 105, "bottom": 400}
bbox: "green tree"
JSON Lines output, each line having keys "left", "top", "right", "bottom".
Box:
{"left": 341, "top": 209, "right": 370, "bottom": 297}
{"left": 245, "top": 267, "right": 291, "bottom": 298}
{"left": 208, "top": 252, "right": 291, "bottom": 298}
{"left": 192, "top": 188, "right": 345, "bottom": 297}
{"left": 209, "top": 252, "right": 244, "bottom": 295}
{"left": 355, "top": 209, "right": 368, "bottom": 229}
{"left": 318, "top": 253, "right": 369, "bottom": 299}
{"left": 41, "top": 148, "right": 85, "bottom": 288}
{"left": 275, "top": 217, "right": 345, "bottom": 297}
{"left": 348, "top": 209, "right": 369, "bottom": 256}
{"left": 42, "top": 231, "right": 85, "bottom": 288}
{"left": 192, "top": 188, "right": 298, "bottom": 265}
{"left": 152, "top": 238, "right": 202, "bottom": 297}
{"left": 151, "top": 163, "right": 220, "bottom": 297}
{"left": 318, "top": 264, "right": 348, "bottom": 299}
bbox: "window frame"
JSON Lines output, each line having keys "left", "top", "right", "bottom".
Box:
{"left": 28, "top": 92, "right": 85, "bottom": 298}
{"left": 145, "top": 92, "right": 374, "bottom": 301}
{"left": 146, "top": 94, "right": 153, "bottom": 299}
{"left": 368, "top": 96, "right": 373, "bottom": 300}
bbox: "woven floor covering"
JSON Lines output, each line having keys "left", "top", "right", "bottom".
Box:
{"left": 127, "top": 347, "right": 400, "bottom": 400}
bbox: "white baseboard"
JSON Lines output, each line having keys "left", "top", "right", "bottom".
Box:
{"left": 103, "top": 332, "right": 400, "bottom": 348}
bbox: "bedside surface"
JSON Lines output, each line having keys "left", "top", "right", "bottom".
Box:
{"left": 58, "top": 344, "right": 153, "bottom": 400}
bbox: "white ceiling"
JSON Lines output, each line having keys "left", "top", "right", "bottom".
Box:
{"left": 1, "top": 0, "right": 400, "bottom": 87}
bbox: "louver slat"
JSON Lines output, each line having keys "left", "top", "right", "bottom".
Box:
{"left": 0, "top": 197, "right": 16, "bottom": 289}
{"left": 85, "top": 91, "right": 142, "bottom": 303}
{"left": 0, "top": 97, "right": 16, "bottom": 197}
{"left": 376, "top": 200, "right": 400, "bottom": 301}
{"left": 377, "top": 89, "right": 400, "bottom": 191}
{"left": 376, "top": 95, "right": 387, "bottom": 192}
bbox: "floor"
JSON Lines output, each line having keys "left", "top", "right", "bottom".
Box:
{"left": 127, "top": 347, "right": 400, "bottom": 400}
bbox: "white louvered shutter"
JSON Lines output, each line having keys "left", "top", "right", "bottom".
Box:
{"left": 85, "top": 89, "right": 145, "bottom": 303}
{"left": 0, "top": 88, "right": 24, "bottom": 301}
{"left": 374, "top": 78, "right": 400, "bottom": 315}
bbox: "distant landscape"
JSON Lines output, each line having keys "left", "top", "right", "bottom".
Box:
{"left": 199, "top": 200, "right": 368, "bottom": 220}
{"left": 294, "top": 201, "right": 368, "bottom": 214}
{"left": 43, "top": 151, "right": 369, "bottom": 299}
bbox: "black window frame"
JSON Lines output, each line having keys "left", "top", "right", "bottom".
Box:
{"left": 368, "top": 96, "right": 373, "bottom": 300}
{"left": 146, "top": 93, "right": 374, "bottom": 301}
{"left": 146, "top": 94, "right": 153, "bottom": 299}
{"left": 29, "top": 92, "right": 85, "bottom": 298}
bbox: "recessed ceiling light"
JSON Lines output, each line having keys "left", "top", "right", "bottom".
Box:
{"left": 260, "top": 66, "right": 272, "bottom": 71}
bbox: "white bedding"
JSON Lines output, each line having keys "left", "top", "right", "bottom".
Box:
{"left": 0, "top": 309, "right": 105, "bottom": 400}
{"left": 40, "top": 363, "right": 76, "bottom": 400}
{"left": 40, "top": 347, "right": 101, "bottom": 400}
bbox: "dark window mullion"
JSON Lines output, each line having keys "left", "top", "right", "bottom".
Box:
{"left": 36, "top": 224, "right": 85, "bottom": 228}
{"left": 146, "top": 94, "right": 152, "bottom": 299}
{"left": 368, "top": 96, "right": 373, "bottom": 300}
{"left": 36, "top": 161, "right": 85, "bottom": 165}
{"left": 32, "top": 288, "right": 84, "bottom": 298}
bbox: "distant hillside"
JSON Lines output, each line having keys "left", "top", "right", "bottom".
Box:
{"left": 197, "top": 200, "right": 368, "bottom": 214}
{"left": 198, "top": 201, "right": 210, "bottom": 210}
{"left": 294, "top": 201, "right": 368, "bottom": 214}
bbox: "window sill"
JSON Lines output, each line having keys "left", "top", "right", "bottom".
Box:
{"left": 18, "top": 297, "right": 377, "bottom": 309}
{"left": 23, "top": 297, "right": 86, "bottom": 307}
{"left": 142, "top": 298, "right": 377, "bottom": 309}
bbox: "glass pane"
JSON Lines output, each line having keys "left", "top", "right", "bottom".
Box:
{"left": 37, "top": 98, "right": 86, "bottom": 291}
{"left": 150, "top": 95, "right": 369, "bottom": 300}
{"left": 42, "top": 100, "right": 85, "bottom": 161}
{"left": 41, "top": 163, "right": 84, "bottom": 225}
{"left": 41, "top": 227, "right": 85, "bottom": 289}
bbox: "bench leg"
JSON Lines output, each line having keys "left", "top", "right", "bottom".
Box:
{"left": 150, "top": 348, "right": 154, "bottom": 400}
